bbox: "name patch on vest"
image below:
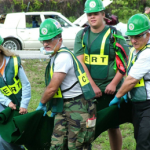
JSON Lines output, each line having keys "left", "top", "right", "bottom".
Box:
{"left": 78, "top": 72, "right": 89, "bottom": 87}
{"left": 53, "top": 87, "right": 62, "bottom": 98}
{"left": 84, "top": 54, "right": 108, "bottom": 65}
{"left": 134, "top": 78, "right": 144, "bottom": 88}
{"left": 0, "top": 80, "right": 22, "bottom": 96}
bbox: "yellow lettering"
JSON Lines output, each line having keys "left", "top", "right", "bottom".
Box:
{"left": 92, "top": 57, "right": 97, "bottom": 62}
{"left": 84, "top": 54, "right": 89, "bottom": 64}
{"left": 11, "top": 87, "right": 17, "bottom": 92}
{"left": 3, "top": 88, "right": 10, "bottom": 94}
{"left": 53, "top": 88, "right": 62, "bottom": 98}
{"left": 0, "top": 87, "right": 12, "bottom": 96}
{"left": 82, "top": 76, "right": 86, "bottom": 82}
{"left": 134, "top": 78, "right": 144, "bottom": 88}
{"left": 90, "top": 55, "right": 108, "bottom": 65}
{"left": 84, "top": 54, "right": 108, "bottom": 65}
{"left": 78, "top": 72, "right": 89, "bottom": 87}
{"left": 101, "top": 56, "right": 106, "bottom": 63}
{"left": 0, "top": 80, "right": 22, "bottom": 96}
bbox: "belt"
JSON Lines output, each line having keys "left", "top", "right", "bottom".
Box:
{"left": 64, "top": 94, "right": 83, "bottom": 102}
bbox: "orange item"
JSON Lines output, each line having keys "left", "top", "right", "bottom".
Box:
{"left": 0, "top": 58, "right": 6, "bottom": 75}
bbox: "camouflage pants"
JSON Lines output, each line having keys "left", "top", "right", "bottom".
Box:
{"left": 50, "top": 97, "right": 96, "bottom": 150}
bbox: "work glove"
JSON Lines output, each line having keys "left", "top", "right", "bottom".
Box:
{"left": 109, "top": 96, "right": 121, "bottom": 108}
{"left": 122, "top": 94, "right": 128, "bottom": 103}
{"left": 50, "top": 112, "right": 56, "bottom": 117}
{"left": 50, "top": 106, "right": 57, "bottom": 117}
{"left": 36, "top": 102, "right": 47, "bottom": 116}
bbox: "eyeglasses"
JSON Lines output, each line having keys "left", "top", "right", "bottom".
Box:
{"left": 40, "top": 38, "right": 57, "bottom": 44}
{"left": 128, "top": 32, "right": 148, "bottom": 40}
{"left": 87, "top": 12, "right": 100, "bottom": 17}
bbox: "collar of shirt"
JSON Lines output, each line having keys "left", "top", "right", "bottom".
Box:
{"left": 133, "top": 40, "right": 150, "bottom": 55}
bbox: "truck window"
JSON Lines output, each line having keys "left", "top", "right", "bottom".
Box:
{"left": 44, "top": 15, "right": 71, "bottom": 27}
{"left": 0, "top": 14, "right": 6, "bottom": 24}
{"left": 26, "top": 15, "right": 41, "bottom": 28}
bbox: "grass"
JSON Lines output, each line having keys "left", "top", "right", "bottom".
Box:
{"left": 22, "top": 59, "right": 136, "bottom": 150}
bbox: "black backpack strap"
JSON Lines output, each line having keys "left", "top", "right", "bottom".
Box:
{"left": 81, "top": 25, "right": 90, "bottom": 40}
{"left": 61, "top": 81, "right": 79, "bottom": 93}
{"left": 109, "top": 25, "right": 117, "bottom": 44}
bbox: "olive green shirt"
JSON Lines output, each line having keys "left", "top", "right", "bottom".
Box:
{"left": 74, "top": 25, "right": 129, "bottom": 92}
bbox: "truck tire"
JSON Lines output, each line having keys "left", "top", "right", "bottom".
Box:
{"left": 3, "top": 38, "right": 21, "bottom": 50}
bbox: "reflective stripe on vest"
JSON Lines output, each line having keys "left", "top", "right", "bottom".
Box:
{"left": 144, "top": 13, "right": 150, "bottom": 21}
{"left": 50, "top": 63, "right": 62, "bottom": 98}
{"left": 0, "top": 57, "right": 22, "bottom": 96}
{"left": 58, "top": 49, "right": 89, "bottom": 87}
{"left": 127, "top": 45, "right": 150, "bottom": 88}
{"left": 84, "top": 28, "right": 110, "bottom": 65}
{"left": 127, "top": 45, "right": 150, "bottom": 102}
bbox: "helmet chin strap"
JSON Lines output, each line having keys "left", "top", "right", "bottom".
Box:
{"left": 52, "top": 38, "right": 60, "bottom": 52}
{"left": 143, "top": 34, "right": 147, "bottom": 39}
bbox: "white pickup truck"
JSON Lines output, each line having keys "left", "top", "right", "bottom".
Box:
{"left": 0, "top": 12, "right": 82, "bottom": 50}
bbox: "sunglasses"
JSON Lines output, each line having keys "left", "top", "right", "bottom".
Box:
{"left": 40, "top": 38, "right": 57, "bottom": 44}
{"left": 128, "top": 32, "right": 148, "bottom": 40}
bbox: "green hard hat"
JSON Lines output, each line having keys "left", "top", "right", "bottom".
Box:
{"left": 38, "top": 18, "right": 63, "bottom": 41}
{"left": 0, "top": 36, "right": 4, "bottom": 45}
{"left": 84, "top": 0, "right": 105, "bottom": 13}
{"left": 126, "top": 14, "right": 150, "bottom": 36}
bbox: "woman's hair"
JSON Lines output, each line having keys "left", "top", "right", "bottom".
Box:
{"left": 0, "top": 45, "right": 16, "bottom": 57}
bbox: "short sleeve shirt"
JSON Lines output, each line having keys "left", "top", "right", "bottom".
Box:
{"left": 50, "top": 51, "right": 82, "bottom": 98}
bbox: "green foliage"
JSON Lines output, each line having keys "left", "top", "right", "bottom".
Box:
{"left": 21, "top": 3, "right": 27, "bottom": 11}
{"left": 68, "top": 16, "right": 77, "bottom": 22}
{"left": 51, "top": 0, "right": 57, "bottom": 5}
{"left": 3, "top": 4, "right": 16, "bottom": 13}
{"left": 26, "top": 23, "right": 32, "bottom": 28}
{"left": 67, "top": 2, "right": 71, "bottom": 9}
{"left": 12, "top": 0, "right": 44, "bottom": 12}
{"left": 105, "top": 0, "right": 145, "bottom": 23}
{"left": 32, "top": 0, "right": 43, "bottom": 10}
{"left": 13, "top": 0, "right": 27, "bottom": 11}
{"left": 3, "top": 0, "right": 149, "bottom": 21}
{"left": 13, "top": 0, "right": 20, "bottom": 5}
{"left": 77, "top": 0, "right": 80, "bottom": 4}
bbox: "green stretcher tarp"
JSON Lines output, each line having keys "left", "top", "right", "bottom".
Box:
{"left": 0, "top": 99, "right": 132, "bottom": 150}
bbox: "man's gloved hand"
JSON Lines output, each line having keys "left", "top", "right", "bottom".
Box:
{"left": 122, "top": 94, "right": 128, "bottom": 103}
{"left": 36, "top": 102, "right": 47, "bottom": 116}
{"left": 50, "top": 106, "right": 57, "bottom": 117}
{"left": 50, "top": 112, "right": 56, "bottom": 117}
{"left": 109, "top": 96, "right": 121, "bottom": 108}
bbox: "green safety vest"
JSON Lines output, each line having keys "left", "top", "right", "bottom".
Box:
{"left": 127, "top": 44, "right": 150, "bottom": 102}
{"left": 0, "top": 56, "right": 22, "bottom": 106}
{"left": 144, "top": 13, "right": 150, "bottom": 21}
{"left": 83, "top": 27, "right": 111, "bottom": 79}
{"left": 45, "top": 47, "right": 95, "bottom": 113}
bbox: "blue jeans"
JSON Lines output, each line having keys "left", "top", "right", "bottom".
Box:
{"left": 0, "top": 104, "right": 25, "bottom": 150}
